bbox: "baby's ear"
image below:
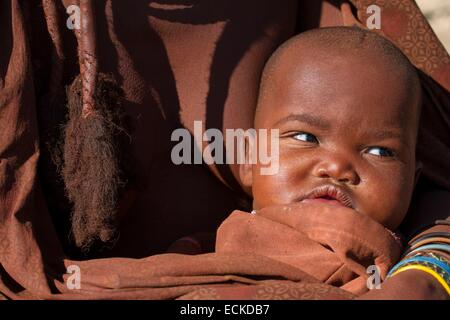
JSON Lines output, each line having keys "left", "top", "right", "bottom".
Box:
{"left": 414, "top": 161, "right": 423, "bottom": 187}
{"left": 239, "top": 135, "right": 254, "bottom": 188}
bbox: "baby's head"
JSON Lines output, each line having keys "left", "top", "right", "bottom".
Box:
{"left": 240, "top": 27, "right": 422, "bottom": 230}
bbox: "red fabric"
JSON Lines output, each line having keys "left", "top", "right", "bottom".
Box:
{"left": 1, "top": 203, "right": 402, "bottom": 300}
{"left": 216, "top": 205, "right": 402, "bottom": 295}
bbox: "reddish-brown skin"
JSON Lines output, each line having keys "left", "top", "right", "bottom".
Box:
{"left": 242, "top": 41, "right": 421, "bottom": 231}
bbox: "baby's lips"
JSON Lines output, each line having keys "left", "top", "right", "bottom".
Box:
{"left": 301, "top": 197, "right": 347, "bottom": 208}
{"left": 300, "top": 184, "right": 355, "bottom": 209}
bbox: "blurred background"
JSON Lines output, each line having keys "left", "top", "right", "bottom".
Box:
{"left": 416, "top": 0, "right": 450, "bottom": 52}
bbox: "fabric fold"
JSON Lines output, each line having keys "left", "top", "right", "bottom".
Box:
{"left": 216, "top": 204, "right": 403, "bottom": 295}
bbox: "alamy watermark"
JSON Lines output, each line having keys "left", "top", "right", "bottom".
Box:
{"left": 171, "top": 121, "right": 279, "bottom": 175}
{"left": 366, "top": 5, "right": 381, "bottom": 30}
{"left": 66, "top": 5, "right": 81, "bottom": 30}
{"left": 65, "top": 3, "right": 382, "bottom": 33}
{"left": 66, "top": 264, "right": 81, "bottom": 290}
{"left": 366, "top": 265, "right": 382, "bottom": 290}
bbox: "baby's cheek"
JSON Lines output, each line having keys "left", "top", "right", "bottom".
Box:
{"left": 252, "top": 176, "right": 284, "bottom": 209}
{"left": 364, "top": 169, "right": 414, "bottom": 229}
{"left": 251, "top": 162, "right": 297, "bottom": 208}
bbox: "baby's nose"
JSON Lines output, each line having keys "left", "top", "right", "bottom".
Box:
{"left": 312, "top": 155, "right": 360, "bottom": 185}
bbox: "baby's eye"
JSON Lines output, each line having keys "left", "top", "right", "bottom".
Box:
{"left": 366, "top": 146, "right": 395, "bottom": 158}
{"left": 292, "top": 132, "right": 318, "bottom": 143}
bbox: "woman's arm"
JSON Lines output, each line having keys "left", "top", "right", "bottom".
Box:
{"left": 358, "top": 268, "right": 448, "bottom": 300}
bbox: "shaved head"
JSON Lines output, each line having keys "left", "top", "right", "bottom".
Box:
{"left": 246, "top": 27, "right": 423, "bottom": 230}
{"left": 256, "top": 26, "right": 421, "bottom": 129}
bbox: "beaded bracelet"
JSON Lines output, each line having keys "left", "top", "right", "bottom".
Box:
{"left": 387, "top": 222, "right": 450, "bottom": 295}
{"left": 390, "top": 265, "right": 450, "bottom": 296}
{"left": 405, "top": 250, "right": 450, "bottom": 264}
{"left": 409, "top": 232, "right": 450, "bottom": 247}
{"left": 402, "top": 230, "right": 450, "bottom": 258}
{"left": 403, "top": 243, "right": 450, "bottom": 259}
{"left": 388, "top": 251, "right": 450, "bottom": 296}
{"left": 388, "top": 256, "right": 450, "bottom": 277}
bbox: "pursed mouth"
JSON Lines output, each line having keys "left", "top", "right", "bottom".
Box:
{"left": 298, "top": 185, "right": 354, "bottom": 209}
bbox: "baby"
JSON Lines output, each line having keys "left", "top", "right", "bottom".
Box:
{"left": 214, "top": 26, "right": 424, "bottom": 295}
{"left": 168, "top": 27, "right": 423, "bottom": 295}
{"left": 240, "top": 26, "right": 422, "bottom": 232}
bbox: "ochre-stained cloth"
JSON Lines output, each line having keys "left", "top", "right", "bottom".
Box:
{"left": 0, "top": 0, "right": 449, "bottom": 300}
{"left": 215, "top": 205, "right": 402, "bottom": 297}
{"left": 1, "top": 204, "right": 400, "bottom": 300}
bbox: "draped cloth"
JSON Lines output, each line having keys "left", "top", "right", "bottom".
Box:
{"left": 0, "top": 0, "right": 449, "bottom": 299}
{"left": 1, "top": 204, "right": 401, "bottom": 300}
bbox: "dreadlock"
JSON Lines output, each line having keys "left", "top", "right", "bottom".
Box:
{"left": 39, "top": 0, "right": 129, "bottom": 252}
{"left": 62, "top": 0, "right": 129, "bottom": 251}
